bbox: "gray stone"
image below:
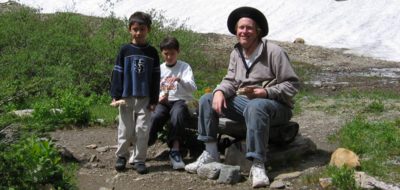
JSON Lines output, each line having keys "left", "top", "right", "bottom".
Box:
{"left": 355, "top": 171, "right": 400, "bottom": 190}
{"left": 319, "top": 178, "right": 332, "bottom": 189}
{"left": 197, "top": 162, "right": 224, "bottom": 179}
{"left": 274, "top": 171, "right": 302, "bottom": 180}
{"left": 0, "top": 124, "right": 20, "bottom": 144}
{"left": 55, "top": 144, "right": 79, "bottom": 162}
{"left": 96, "top": 146, "right": 109, "bottom": 152}
{"left": 217, "top": 165, "right": 241, "bottom": 184}
{"left": 268, "top": 135, "right": 317, "bottom": 165}
{"left": 13, "top": 109, "right": 34, "bottom": 117}
{"left": 95, "top": 118, "right": 105, "bottom": 125}
{"left": 89, "top": 154, "right": 98, "bottom": 162}
{"left": 224, "top": 135, "right": 316, "bottom": 173}
{"left": 270, "top": 179, "right": 286, "bottom": 189}
{"left": 224, "top": 140, "right": 252, "bottom": 172}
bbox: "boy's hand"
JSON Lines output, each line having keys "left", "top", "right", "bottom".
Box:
{"left": 159, "top": 94, "right": 168, "bottom": 104}
{"left": 110, "top": 99, "right": 126, "bottom": 107}
{"left": 148, "top": 104, "right": 156, "bottom": 111}
{"left": 165, "top": 76, "right": 180, "bottom": 84}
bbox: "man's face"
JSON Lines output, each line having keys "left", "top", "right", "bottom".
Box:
{"left": 236, "top": 17, "right": 259, "bottom": 49}
{"left": 161, "top": 49, "right": 179, "bottom": 65}
{"left": 129, "top": 22, "right": 149, "bottom": 45}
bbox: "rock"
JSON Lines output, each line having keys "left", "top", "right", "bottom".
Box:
{"left": 216, "top": 165, "right": 241, "bottom": 184}
{"left": 224, "top": 140, "right": 252, "bottom": 172}
{"left": 329, "top": 148, "right": 360, "bottom": 168}
{"left": 99, "top": 187, "right": 114, "bottom": 190}
{"left": 268, "top": 135, "right": 317, "bottom": 166}
{"left": 355, "top": 171, "right": 400, "bottom": 190}
{"left": 95, "top": 118, "right": 105, "bottom": 125}
{"left": 225, "top": 135, "right": 316, "bottom": 172}
{"left": 0, "top": 124, "right": 20, "bottom": 144}
{"left": 197, "top": 162, "right": 224, "bottom": 179}
{"left": 96, "top": 146, "right": 109, "bottom": 152}
{"left": 154, "top": 147, "right": 169, "bottom": 160}
{"left": 270, "top": 179, "right": 286, "bottom": 189}
{"left": 319, "top": 178, "right": 332, "bottom": 189}
{"left": 89, "top": 154, "right": 98, "bottom": 162}
{"left": 50, "top": 108, "right": 63, "bottom": 114}
{"left": 55, "top": 144, "right": 79, "bottom": 162}
{"left": 86, "top": 144, "right": 98, "bottom": 149}
{"left": 274, "top": 171, "right": 302, "bottom": 180}
{"left": 12, "top": 109, "right": 34, "bottom": 117}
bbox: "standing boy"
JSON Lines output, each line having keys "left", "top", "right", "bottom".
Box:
{"left": 110, "top": 11, "right": 160, "bottom": 174}
{"left": 148, "top": 36, "right": 197, "bottom": 170}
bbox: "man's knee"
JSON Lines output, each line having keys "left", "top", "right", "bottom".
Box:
{"left": 244, "top": 99, "right": 270, "bottom": 115}
{"left": 199, "top": 93, "right": 213, "bottom": 106}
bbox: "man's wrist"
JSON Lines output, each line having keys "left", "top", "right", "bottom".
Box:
{"left": 264, "top": 88, "right": 268, "bottom": 98}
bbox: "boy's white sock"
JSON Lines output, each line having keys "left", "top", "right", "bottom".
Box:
{"left": 205, "top": 142, "right": 219, "bottom": 158}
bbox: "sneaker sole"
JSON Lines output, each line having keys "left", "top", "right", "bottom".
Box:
{"left": 172, "top": 164, "right": 185, "bottom": 170}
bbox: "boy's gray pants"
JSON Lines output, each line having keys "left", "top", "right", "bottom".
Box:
{"left": 197, "top": 93, "right": 292, "bottom": 162}
{"left": 115, "top": 97, "right": 150, "bottom": 164}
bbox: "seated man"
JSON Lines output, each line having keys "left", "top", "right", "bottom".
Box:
{"left": 148, "top": 36, "right": 197, "bottom": 170}
{"left": 184, "top": 7, "right": 300, "bottom": 188}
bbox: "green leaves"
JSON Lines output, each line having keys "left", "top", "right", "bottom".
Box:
{"left": 32, "top": 88, "right": 92, "bottom": 129}
{"left": 0, "top": 135, "right": 73, "bottom": 189}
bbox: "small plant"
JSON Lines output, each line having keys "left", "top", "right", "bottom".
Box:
{"left": 89, "top": 93, "right": 118, "bottom": 125}
{"left": 32, "top": 88, "right": 92, "bottom": 129}
{"left": 0, "top": 135, "right": 76, "bottom": 189}
{"left": 364, "top": 99, "right": 384, "bottom": 113}
{"left": 327, "top": 166, "right": 359, "bottom": 190}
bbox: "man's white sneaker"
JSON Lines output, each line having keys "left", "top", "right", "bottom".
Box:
{"left": 250, "top": 161, "right": 270, "bottom": 188}
{"left": 169, "top": 150, "right": 185, "bottom": 170}
{"left": 184, "top": 151, "right": 220, "bottom": 173}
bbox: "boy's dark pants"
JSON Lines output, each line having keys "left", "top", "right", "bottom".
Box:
{"left": 149, "top": 100, "right": 190, "bottom": 148}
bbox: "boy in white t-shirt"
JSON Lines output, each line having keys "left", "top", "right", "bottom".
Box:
{"left": 148, "top": 36, "right": 197, "bottom": 170}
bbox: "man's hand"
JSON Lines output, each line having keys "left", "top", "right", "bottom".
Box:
{"left": 212, "top": 91, "right": 226, "bottom": 115}
{"left": 238, "top": 87, "right": 268, "bottom": 99}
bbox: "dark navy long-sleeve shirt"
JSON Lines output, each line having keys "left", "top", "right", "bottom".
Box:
{"left": 110, "top": 43, "right": 160, "bottom": 105}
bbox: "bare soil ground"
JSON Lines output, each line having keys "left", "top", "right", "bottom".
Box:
{"left": 50, "top": 34, "right": 400, "bottom": 190}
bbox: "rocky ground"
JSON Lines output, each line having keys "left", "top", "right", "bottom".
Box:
{"left": 49, "top": 34, "right": 400, "bottom": 190}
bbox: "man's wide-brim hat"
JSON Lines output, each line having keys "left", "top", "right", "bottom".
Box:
{"left": 227, "top": 6, "right": 269, "bottom": 37}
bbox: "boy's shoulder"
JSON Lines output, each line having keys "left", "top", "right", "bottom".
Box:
{"left": 177, "top": 60, "right": 192, "bottom": 67}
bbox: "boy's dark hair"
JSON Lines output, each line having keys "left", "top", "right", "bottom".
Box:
{"left": 128, "top": 11, "right": 152, "bottom": 29}
{"left": 159, "top": 36, "right": 180, "bottom": 51}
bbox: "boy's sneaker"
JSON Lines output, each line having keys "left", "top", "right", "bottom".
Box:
{"left": 133, "top": 162, "right": 148, "bottom": 174}
{"left": 115, "top": 157, "right": 126, "bottom": 171}
{"left": 184, "top": 151, "right": 220, "bottom": 173}
{"left": 250, "top": 161, "right": 270, "bottom": 188}
{"left": 169, "top": 150, "right": 185, "bottom": 170}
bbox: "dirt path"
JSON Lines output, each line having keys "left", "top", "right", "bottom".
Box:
{"left": 50, "top": 34, "right": 400, "bottom": 190}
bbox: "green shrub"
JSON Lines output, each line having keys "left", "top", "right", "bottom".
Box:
{"left": 32, "top": 88, "right": 91, "bottom": 129}
{"left": 0, "top": 135, "right": 75, "bottom": 189}
{"left": 326, "top": 166, "right": 359, "bottom": 190}
{"left": 89, "top": 93, "right": 118, "bottom": 125}
{"left": 364, "top": 99, "right": 384, "bottom": 113}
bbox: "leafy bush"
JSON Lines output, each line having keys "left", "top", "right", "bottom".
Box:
{"left": 326, "top": 166, "right": 359, "bottom": 190}
{"left": 364, "top": 99, "right": 384, "bottom": 113}
{"left": 0, "top": 135, "right": 75, "bottom": 189}
{"left": 32, "top": 88, "right": 91, "bottom": 129}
